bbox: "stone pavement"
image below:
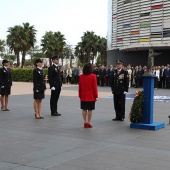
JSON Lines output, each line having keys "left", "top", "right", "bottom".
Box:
{"left": 0, "top": 82, "right": 170, "bottom": 170}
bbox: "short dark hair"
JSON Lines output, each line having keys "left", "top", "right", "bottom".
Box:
{"left": 83, "top": 63, "right": 93, "bottom": 75}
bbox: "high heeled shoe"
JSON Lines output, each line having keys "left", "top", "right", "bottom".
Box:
{"left": 84, "top": 123, "right": 89, "bottom": 128}
{"left": 87, "top": 123, "right": 93, "bottom": 128}
{"left": 3, "top": 109, "right": 10, "bottom": 111}
{"left": 84, "top": 123, "right": 93, "bottom": 128}
{"left": 35, "top": 114, "right": 41, "bottom": 119}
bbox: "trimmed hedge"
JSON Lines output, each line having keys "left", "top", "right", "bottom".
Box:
{"left": 11, "top": 68, "right": 75, "bottom": 83}
{"left": 11, "top": 68, "right": 48, "bottom": 82}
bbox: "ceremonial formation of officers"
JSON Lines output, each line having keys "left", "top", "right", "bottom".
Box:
{"left": 0, "top": 56, "right": 130, "bottom": 127}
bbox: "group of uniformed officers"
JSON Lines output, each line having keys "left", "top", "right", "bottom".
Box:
{"left": 0, "top": 57, "right": 128, "bottom": 123}
{"left": 33, "top": 56, "right": 62, "bottom": 119}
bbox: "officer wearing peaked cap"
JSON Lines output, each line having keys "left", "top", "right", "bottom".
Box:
{"left": 0, "top": 59, "right": 12, "bottom": 111}
{"left": 33, "top": 59, "right": 46, "bottom": 119}
{"left": 48, "top": 56, "right": 62, "bottom": 116}
{"left": 110, "top": 59, "right": 129, "bottom": 121}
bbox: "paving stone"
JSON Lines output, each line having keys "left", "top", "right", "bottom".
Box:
{"left": 0, "top": 83, "right": 170, "bottom": 170}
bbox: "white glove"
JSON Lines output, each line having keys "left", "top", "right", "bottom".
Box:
{"left": 124, "top": 91, "right": 128, "bottom": 94}
{"left": 1, "top": 86, "right": 4, "bottom": 88}
{"left": 35, "top": 90, "right": 39, "bottom": 92}
{"left": 51, "top": 87, "right": 55, "bottom": 90}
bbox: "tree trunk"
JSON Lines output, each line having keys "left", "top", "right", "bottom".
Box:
{"left": 16, "top": 52, "right": 20, "bottom": 66}
{"left": 49, "top": 57, "right": 52, "bottom": 66}
{"left": 61, "top": 58, "right": 63, "bottom": 65}
{"left": 21, "top": 51, "right": 26, "bottom": 68}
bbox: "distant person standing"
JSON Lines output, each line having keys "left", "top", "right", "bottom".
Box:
{"left": 73, "top": 66, "right": 79, "bottom": 84}
{"left": 66, "top": 67, "right": 72, "bottom": 84}
{"left": 48, "top": 56, "right": 62, "bottom": 116}
{"left": 33, "top": 59, "right": 46, "bottom": 119}
{"left": 0, "top": 59, "right": 12, "bottom": 111}
{"left": 79, "top": 63, "right": 98, "bottom": 128}
{"left": 99, "top": 65, "right": 106, "bottom": 86}
{"left": 110, "top": 59, "right": 129, "bottom": 121}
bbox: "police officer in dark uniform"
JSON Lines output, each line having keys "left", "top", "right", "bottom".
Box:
{"left": 33, "top": 59, "right": 46, "bottom": 119}
{"left": 110, "top": 59, "right": 129, "bottom": 121}
{"left": 48, "top": 56, "right": 62, "bottom": 116}
{"left": 0, "top": 59, "right": 12, "bottom": 111}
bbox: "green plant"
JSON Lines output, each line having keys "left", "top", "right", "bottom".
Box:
{"left": 129, "top": 91, "right": 144, "bottom": 123}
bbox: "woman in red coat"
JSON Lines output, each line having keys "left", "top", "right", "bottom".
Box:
{"left": 79, "top": 63, "right": 98, "bottom": 128}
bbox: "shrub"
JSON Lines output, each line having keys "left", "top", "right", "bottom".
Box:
{"left": 129, "top": 91, "right": 144, "bottom": 123}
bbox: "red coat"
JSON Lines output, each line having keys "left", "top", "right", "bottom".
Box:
{"left": 79, "top": 74, "right": 98, "bottom": 101}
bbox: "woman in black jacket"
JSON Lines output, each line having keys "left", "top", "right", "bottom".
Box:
{"left": 33, "top": 59, "right": 46, "bottom": 119}
{"left": 0, "top": 59, "right": 12, "bottom": 111}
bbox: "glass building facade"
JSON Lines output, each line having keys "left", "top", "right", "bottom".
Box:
{"left": 107, "top": 0, "right": 170, "bottom": 66}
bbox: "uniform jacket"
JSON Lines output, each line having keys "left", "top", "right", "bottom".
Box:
{"left": 33, "top": 68, "right": 46, "bottom": 92}
{"left": 79, "top": 74, "right": 98, "bottom": 101}
{"left": 0, "top": 67, "right": 12, "bottom": 88}
{"left": 48, "top": 64, "right": 62, "bottom": 89}
{"left": 111, "top": 69, "right": 129, "bottom": 95}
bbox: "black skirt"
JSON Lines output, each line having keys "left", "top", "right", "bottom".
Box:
{"left": 0, "top": 88, "right": 11, "bottom": 95}
{"left": 81, "top": 101, "right": 95, "bottom": 110}
{"left": 34, "top": 91, "right": 45, "bottom": 99}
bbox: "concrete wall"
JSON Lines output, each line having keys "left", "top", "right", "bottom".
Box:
{"left": 107, "top": 49, "right": 170, "bottom": 67}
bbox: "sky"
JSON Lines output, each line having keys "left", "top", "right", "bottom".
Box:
{"left": 0, "top": 0, "right": 108, "bottom": 47}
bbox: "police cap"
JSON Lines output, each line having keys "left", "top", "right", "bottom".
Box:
{"left": 35, "top": 58, "right": 43, "bottom": 63}
{"left": 51, "top": 56, "right": 59, "bottom": 60}
{"left": 116, "top": 59, "right": 124, "bottom": 65}
{"left": 2, "top": 59, "right": 9, "bottom": 64}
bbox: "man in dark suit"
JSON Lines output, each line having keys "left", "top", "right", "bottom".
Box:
{"left": 110, "top": 59, "right": 129, "bottom": 121}
{"left": 48, "top": 56, "right": 62, "bottom": 116}
{"left": 164, "top": 64, "right": 170, "bottom": 88}
{"left": 134, "top": 66, "right": 140, "bottom": 88}
{"left": 159, "top": 65, "right": 165, "bottom": 88}
{"left": 99, "top": 65, "right": 106, "bottom": 87}
{"left": 0, "top": 59, "right": 12, "bottom": 111}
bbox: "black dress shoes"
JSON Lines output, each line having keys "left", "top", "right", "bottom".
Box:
{"left": 51, "top": 112, "right": 61, "bottom": 116}
{"left": 112, "top": 117, "right": 124, "bottom": 121}
{"left": 119, "top": 118, "right": 124, "bottom": 121}
{"left": 56, "top": 112, "right": 61, "bottom": 116}
{"left": 112, "top": 118, "right": 119, "bottom": 121}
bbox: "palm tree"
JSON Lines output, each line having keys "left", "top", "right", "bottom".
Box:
{"left": 41, "top": 31, "right": 66, "bottom": 66}
{"left": 75, "top": 42, "right": 86, "bottom": 65}
{"left": 97, "top": 37, "right": 107, "bottom": 65}
{"left": 0, "top": 39, "right": 5, "bottom": 55}
{"left": 6, "top": 23, "right": 37, "bottom": 67}
{"left": 20, "top": 22, "right": 37, "bottom": 68}
{"left": 81, "top": 31, "right": 98, "bottom": 64}
{"left": 7, "top": 25, "right": 22, "bottom": 66}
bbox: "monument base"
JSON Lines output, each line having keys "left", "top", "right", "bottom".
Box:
{"left": 130, "top": 122, "right": 165, "bottom": 130}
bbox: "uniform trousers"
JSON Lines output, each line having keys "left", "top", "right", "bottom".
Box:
{"left": 113, "top": 94, "right": 125, "bottom": 119}
{"left": 50, "top": 88, "right": 61, "bottom": 114}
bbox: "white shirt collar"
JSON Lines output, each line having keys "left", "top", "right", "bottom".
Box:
{"left": 37, "top": 67, "right": 42, "bottom": 70}
{"left": 4, "top": 66, "right": 8, "bottom": 70}
{"left": 54, "top": 64, "right": 58, "bottom": 67}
